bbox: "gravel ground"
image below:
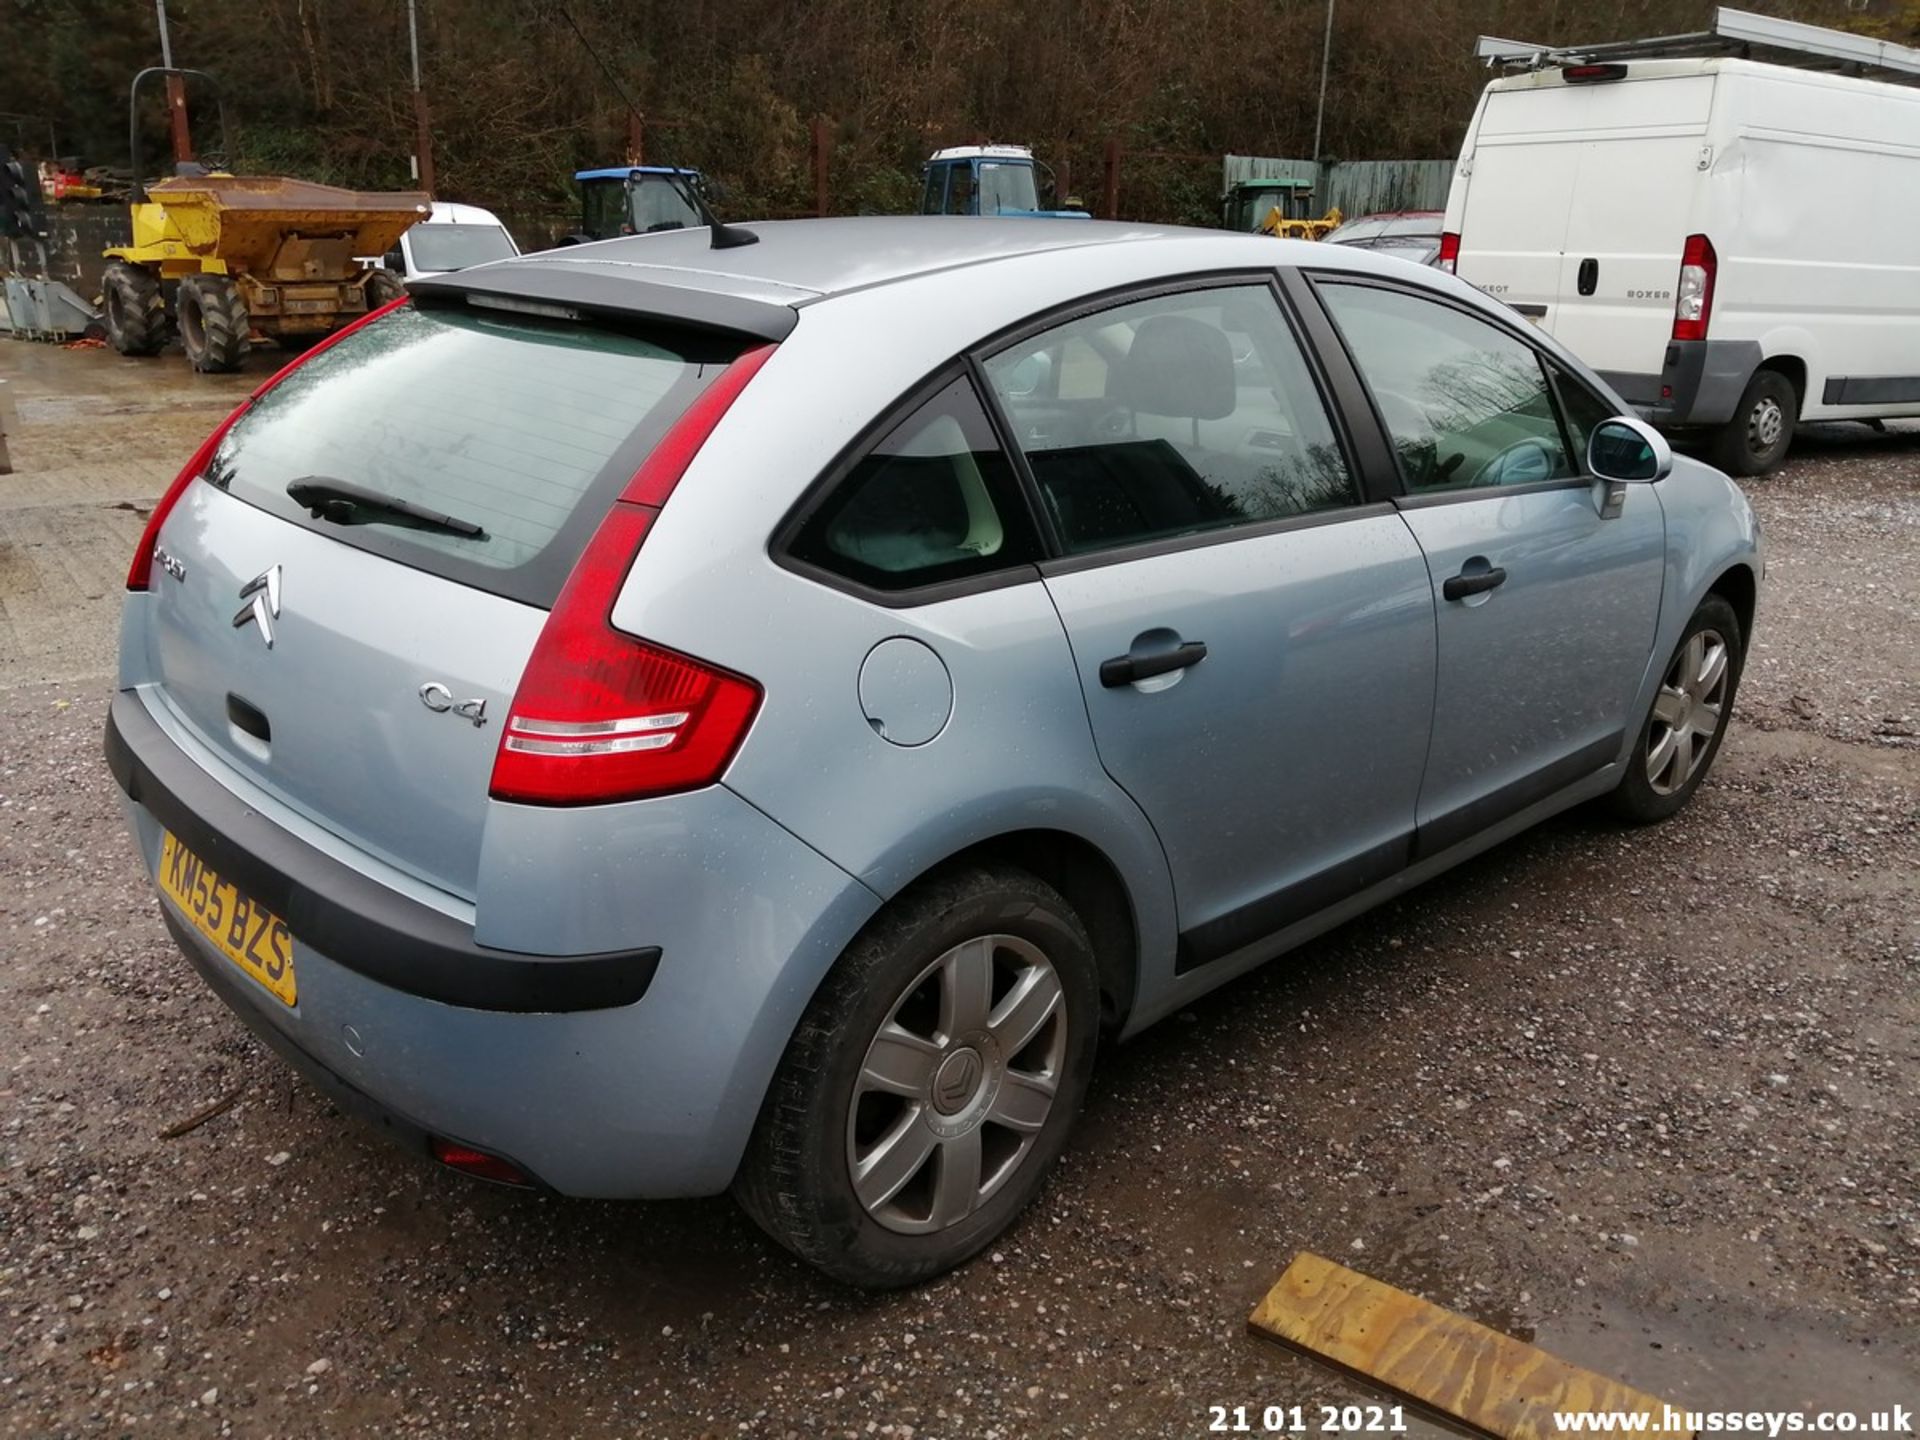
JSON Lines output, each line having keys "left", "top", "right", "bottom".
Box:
{"left": 2, "top": 341, "right": 1917, "bottom": 1438}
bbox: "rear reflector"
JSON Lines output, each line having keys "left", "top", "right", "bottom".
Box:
{"left": 1672, "top": 233, "right": 1717, "bottom": 343}
{"left": 125, "top": 294, "right": 412, "bottom": 591}
{"left": 430, "top": 1138, "right": 532, "bottom": 1186}
{"left": 1437, "top": 231, "right": 1461, "bottom": 275}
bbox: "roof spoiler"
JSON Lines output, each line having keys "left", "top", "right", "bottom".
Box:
{"left": 408, "top": 262, "right": 797, "bottom": 342}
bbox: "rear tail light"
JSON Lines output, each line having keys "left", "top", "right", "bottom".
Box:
{"left": 489, "top": 345, "right": 776, "bottom": 807}
{"left": 430, "top": 1138, "right": 531, "bottom": 1186}
{"left": 1437, "top": 231, "right": 1461, "bottom": 275}
{"left": 125, "top": 295, "right": 411, "bottom": 591}
{"left": 1562, "top": 63, "right": 1628, "bottom": 83}
{"left": 1672, "top": 233, "right": 1716, "bottom": 342}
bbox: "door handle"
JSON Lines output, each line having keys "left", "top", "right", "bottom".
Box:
{"left": 1442, "top": 565, "right": 1507, "bottom": 601}
{"left": 1099, "top": 640, "right": 1208, "bottom": 688}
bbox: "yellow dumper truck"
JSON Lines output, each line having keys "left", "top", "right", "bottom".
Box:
{"left": 103, "top": 68, "right": 428, "bottom": 372}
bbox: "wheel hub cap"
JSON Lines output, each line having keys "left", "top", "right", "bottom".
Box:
{"left": 1750, "top": 397, "right": 1785, "bottom": 451}
{"left": 1645, "top": 626, "right": 1731, "bottom": 796}
{"left": 846, "top": 933, "right": 1068, "bottom": 1235}
{"left": 932, "top": 1047, "right": 985, "bottom": 1114}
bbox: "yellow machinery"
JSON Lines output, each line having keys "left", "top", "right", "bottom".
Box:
{"left": 103, "top": 67, "right": 428, "bottom": 372}
{"left": 1222, "top": 178, "right": 1343, "bottom": 241}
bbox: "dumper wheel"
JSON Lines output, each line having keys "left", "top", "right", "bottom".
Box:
{"left": 366, "top": 269, "right": 407, "bottom": 308}
{"left": 102, "top": 262, "right": 169, "bottom": 357}
{"left": 177, "top": 274, "right": 250, "bottom": 374}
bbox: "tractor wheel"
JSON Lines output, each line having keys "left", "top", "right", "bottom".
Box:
{"left": 102, "top": 262, "right": 169, "bottom": 357}
{"left": 176, "top": 274, "right": 250, "bottom": 374}
{"left": 366, "top": 268, "right": 407, "bottom": 308}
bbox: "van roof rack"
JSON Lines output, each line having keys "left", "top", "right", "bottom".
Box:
{"left": 1476, "top": 6, "right": 1920, "bottom": 84}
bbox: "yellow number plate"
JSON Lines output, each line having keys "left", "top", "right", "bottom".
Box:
{"left": 158, "top": 830, "right": 297, "bottom": 1007}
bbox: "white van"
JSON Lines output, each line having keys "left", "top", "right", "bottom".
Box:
{"left": 380, "top": 201, "right": 519, "bottom": 281}
{"left": 1444, "top": 23, "right": 1920, "bottom": 474}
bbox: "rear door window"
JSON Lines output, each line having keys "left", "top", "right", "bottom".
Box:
{"left": 982, "top": 284, "right": 1358, "bottom": 555}
{"left": 209, "top": 303, "right": 746, "bottom": 607}
{"left": 784, "top": 377, "right": 1042, "bottom": 595}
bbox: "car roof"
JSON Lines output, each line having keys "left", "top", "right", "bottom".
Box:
{"left": 414, "top": 215, "right": 1504, "bottom": 348}
{"left": 498, "top": 217, "right": 1206, "bottom": 304}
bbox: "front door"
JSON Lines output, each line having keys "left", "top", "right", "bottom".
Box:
{"left": 1313, "top": 279, "right": 1665, "bottom": 856}
{"left": 980, "top": 280, "right": 1438, "bottom": 970}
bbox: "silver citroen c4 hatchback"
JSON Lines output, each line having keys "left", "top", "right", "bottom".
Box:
{"left": 108, "top": 217, "right": 1762, "bottom": 1287}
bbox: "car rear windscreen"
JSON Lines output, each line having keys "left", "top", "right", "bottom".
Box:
{"left": 207, "top": 303, "right": 747, "bottom": 607}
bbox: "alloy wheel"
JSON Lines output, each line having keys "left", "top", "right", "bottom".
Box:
{"left": 847, "top": 934, "right": 1067, "bottom": 1235}
{"left": 1646, "top": 627, "right": 1731, "bottom": 796}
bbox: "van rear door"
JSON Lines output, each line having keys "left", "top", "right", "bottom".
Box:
{"left": 1456, "top": 69, "right": 1714, "bottom": 381}
{"left": 1453, "top": 81, "right": 1585, "bottom": 328}
{"left": 1548, "top": 70, "right": 1716, "bottom": 392}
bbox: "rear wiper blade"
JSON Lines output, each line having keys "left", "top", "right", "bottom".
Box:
{"left": 286, "top": 477, "right": 488, "bottom": 540}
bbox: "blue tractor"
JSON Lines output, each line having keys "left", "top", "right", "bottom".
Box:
{"left": 567, "top": 165, "right": 709, "bottom": 243}
{"left": 919, "top": 145, "right": 1088, "bottom": 219}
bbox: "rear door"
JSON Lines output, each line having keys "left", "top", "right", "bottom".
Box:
{"left": 980, "top": 280, "right": 1437, "bottom": 971}
{"left": 137, "top": 301, "right": 751, "bottom": 899}
{"left": 1548, "top": 71, "right": 1715, "bottom": 383}
{"left": 1455, "top": 84, "right": 1586, "bottom": 326}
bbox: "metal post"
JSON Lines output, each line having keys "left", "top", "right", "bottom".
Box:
{"left": 811, "top": 116, "right": 832, "bottom": 218}
{"left": 1312, "top": 0, "right": 1335, "bottom": 165}
{"left": 1102, "top": 138, "right": 1121, "bottom": 220}
{"left": 155, "top": 0, "right": 194, "bottom": 163}
{"left": 408, "top": 0, "right": 435, "bottom": 194}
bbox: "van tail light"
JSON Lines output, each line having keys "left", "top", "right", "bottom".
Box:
{"left": 125, "top": 295, "right": 411, "bottom": 591}
{"left": 1672, "top": 233, "right": 1716, "bottom": 342}
{"left": 489, "top": 344, "right": 775, "bottom": 807}
{"left": 1437, "top": 231, "right": 1461, "bottom": 275}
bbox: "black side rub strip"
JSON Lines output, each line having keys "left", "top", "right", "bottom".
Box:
{"left": 105, "top": 690, "right": 659, "bottom": 1013}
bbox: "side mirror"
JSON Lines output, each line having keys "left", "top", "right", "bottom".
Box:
{"left": 1587, "top": 416, "right": 1672, "bottom": 483}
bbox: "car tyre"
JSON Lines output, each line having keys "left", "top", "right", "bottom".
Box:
{"left": 735, "top": 863, "right": 1099, "bottom": 1289}
{"left": 1607, "top": 594, "right": 1744, "bottom": 824}
{"left": 102, "top": 261, "right": 169, "bottom": 357}
{"left": 176, "top": 274, "right": 250, "bottom": 373}
{"left": 1712, "top": 369, "right": 1797, "bottom": 476}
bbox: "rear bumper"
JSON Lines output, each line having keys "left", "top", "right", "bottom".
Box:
{"left": 1601, "top": 339, "right": 1761, "bottom": 429}
{"left": 107, "top": 685, "right": 881, "bottom": 1198}
{"left": 106, "top": 688, "right": 658, "bottom": 1012}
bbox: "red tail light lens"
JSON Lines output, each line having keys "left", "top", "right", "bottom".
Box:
{"left": 1673, "top": 233, "right": 1716, "bottom": 342}
{"left": 488, "top": 504, "right": 761, "bottom": 805}
{"left": 490, "top": 344, "right": 775, "bottom": 806}
{"left": 1437, "top": 231, "right": 1461, "bottom": 275}
{"left": 125, "top": 295, "right": 412, "bottom": 591}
